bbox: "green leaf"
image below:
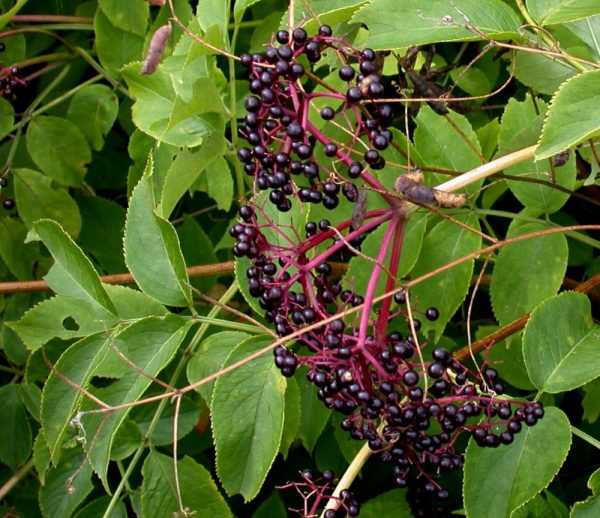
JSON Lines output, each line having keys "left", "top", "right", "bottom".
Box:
{"left": 0, "top": 0, "right": 29, "bottom": 31}
{"left": 0, "top": 216, "right": 39, "bottom": 280}
{"left": 527, "top": 0, "right": 600, "bottom": 25}
{"left": 28, "top": 219, "right": 118, "bottom": 317}
{"left": 0, "top": 384, "right": 32, "bottom": 469}
{"left": 234, "top": 0, "right": 264, "bottom": 22}
{"left": 81, "top": 316, "right": 190, "bottom": 489}
{"left": 13, "top": 168, "right": 82, "bottom": 238}
{"left": 463, "top": 407, "right": 571, "bottom": 518}
{"left": 345, "top": 212, "right": 428, "bottom": 303}
{"left": 124, "top": 170, "right": 192, "bottom": 307}
{"left": 187, "top": 331, "right": 250, "bottom": 405}
{"left": 94, "top": 9, "right": 145, "bottom": 77}
{"left": 19, "top": 382, "right": 42, "bottom": 422}
{"left": 39, "top": 448, "right": 94, "bottom": 518}
{"left": 73, "top": 496, "right": 128, "bottom": 518}
{"left": 235, "top": 255, "right": 264, "bottom": 316}
{"left": 499, "top": 96, "right": 576, "bottom": 213}
{"left": 41, "top": 332, "right": 110, "bottom": 462}
{"left": 26, "top": 116, "right": 91, "bottom": 187}
{"left": 176, "top": 216, "right": 218, "bottom": 294}
{"left": 33, "top": 430, "right": 51, "bottom": 485}
{"left": 141, "top": 451, "right": 232, "bottom": 518}
{"left": 284, "top": 0, "right": 369, "bottom": 36}
{"left": 131, "top": 395, "right": 201, "bottom": 446}
{"left": 414, "top": 106, "right": 484, "bottom": 194}
{"left": 566, "top": 15, "right": 600, "bottom": 60}
{"left": 67, "top": 84, "right": 119, "bottom": 151}
{"left": 490, "top": 221, "right": 568, "bottom": 326}
{"left": 77, "top": 195, "right": 127, "bottom": 274}
{"left": 513, "top": 51, "right": 578, "bottom": 95}
{"left": 512, "top": 491, "right": 569, "bottom": 518}
{"left": 7, "top": 296, "right": 104, "bottom": 351}
{"left": 352, "top": 0, "right": 520, "bottom": 49}
{"left": 582, "top": 378, "right": 600, "bottom": 423}
{"left": 297, "top": 372, "right": 331, "bottom": 453}
{"left": 203, "top": 156, "right": 234, "bottom": 211}
{"left": 158, "top": 131, "right": 225, "bottom": 218}
{"left": 252, "top": 491, "right": 287, "bottom": 518}
{"left": 571, "top": 469, "right": 600, "bottom": 517}
{"left": 360, "top": 489, "right": 412, "bottom": 518}
{"left": 0, "top": 96, "right": 15, "bottom": 140}
{"left": 197, "top": 0, "right": 228, "bottom": 47}
{"left": 212, "top": 335, "right": 286, "bottom": 501}
{"left": 523, "top": 292, "right": 600, "bottom": 393}
{"left": 410, "top": 214, "right": 482, "bottom": 339}
{"left": 536, "top": 69, "right": 600, "bottom": 160}
{"left": 122, "top": 62, "right": 225, "bottom": 147}
{"left": 280, "top": 376, "right": 301, "bottom": 458}
{"left": 99, "top": 0, "right": 149, "bottom": 36}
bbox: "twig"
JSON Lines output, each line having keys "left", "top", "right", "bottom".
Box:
{"left": 0, "top": 458, "right": 34, "bottom": 501}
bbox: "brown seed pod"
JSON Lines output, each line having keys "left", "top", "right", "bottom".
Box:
{"left": 432, "top": 190, "right": 467, "bottom": 208}
{"left": 141, "top": 23, "right": 172, "bottom": 75}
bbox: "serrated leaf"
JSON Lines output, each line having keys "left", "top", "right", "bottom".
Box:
{"left": 39, "top": 448, "right": 94, "bottom": 518}
{"left": 124, "top": 170, "right": 191, "bottom": 307}
{"left": 499, "top": 96, "right": 576, "bottom": 213}
{"left": 204, "top": 156, "right": 233, "bottom": 211}
{"left": 122, "top": 62, "right": 225, "bottom": 147}
{"left": 33, "top": 430, "right": 51, "bottom": 485}
{"left": 527, "top": 0, "right": 600, "bottom": 25}
{"left": 571, "top": 496, "right": 600, "bottom": 518}
{"left": 0, "top": 96, "right": 14, "bottom": 139}
{"left": 280, "top": 376, "right": 301, "bottom": 458}
{"left": 212, "top": 335, "right": 286, "bottom": 501}
{"left": 42, "top": 458, "right": 84, "bottom": 516}
{"left": 410, "top": 214, "right": 482, "bottom": 339}
{"left": 491, "top": 221, "right": 568, "bottom": 327}
{"left": 512, "top": 491, "right": 569, "bottom": 518}
{"left": 0, "top": 384, "right": 32, "bottom": 469}
{"left": 141, "top": 451, "right": 232, "bottom": 518}
{"left": 13, "top": 168, "right": 82, "bottom": 238}
{"left": 582, "top": 378, "right": 600, "bottom": 423}
{"left": 187, "top": 331, "right": 250, "bottom": 405}
{"left": 94, "top": 9, "right": 145, "bottom": 77}
{"left": 360, "top": 489, "right": 412, "bottom": 517}
{"left": 158, "top": 131, "right": 225, "bottom": 218}
{"left": 67, "top": 84, "right": 119, "bottom": 151}
{"left": 414, "top": 106, "right": 484, "bottom": 195}
{"left": 566, "top": 15, "right": 600, "bottom": 60}
{"left": 345, "top": 212, "right": 428, "bottom": 304}
{"left": 81, "top": 316, "right": 190, "bottom": 489}
{"left": 0, "top": 216, "right": 39, "bottom": 280}
{"left": 463, "top": 407, "right": 571, "bottom": 518}
{"left": 29, "top": 219, "right": 117, "bottom": 317}
{"left": 297, "top": 372, "right": 331, "bottom": 453}
{"left": 536, "top": 69, "right": 600, "bottom": 160}
{"left": 513, "top": 51, "right": 578, "bottom": 95}
{"left": 26, "top": 116, "right": 91, "bottom": 187}
{"left": 283, "top": 0, "right": 367, "bottom": 35}
{"left": 523, "top": 292, "right": 600, "bottom": 393}
{"left": 41, "top": 332, "right": 110, "bottom": 462}
{"left": 73, "top": 496, "right": 128, "bottom": 518}
{"left": 98, "top": 0, "right": 149, "bottom": 36}
{"left": 176, "top": 216, "right": 218, "bottom": 294}
{"left": 352, "top": 0, "right": 520, "bottom": 49}
{"left": 197, "top": 0, "right": 228, "bottom": 47}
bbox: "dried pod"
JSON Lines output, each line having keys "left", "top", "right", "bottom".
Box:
{"left": 141, "top": 23, "right": 172, "bottom": 75}
{"left": 433, "top": 190, "right": 467, "bottom": 208}
{"left": 394, "top": 171, "right": 424, "bottom": 194}
{"left": 351, "top": 187, "right": 368, "bottom": 229}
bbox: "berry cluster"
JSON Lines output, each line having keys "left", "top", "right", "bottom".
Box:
{"left": 277, "top": 469, "right": 360, "bottom": 517}
{"left": 0, "top": 43, "right": 26, "bottom": 99}
{"left": 232, "top": 25, "right": 543, "bottom": 513}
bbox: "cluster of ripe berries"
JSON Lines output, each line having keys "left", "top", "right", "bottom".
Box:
{"left": 0, "top": 43, "right": 26, "bottom": 98}
{"left": 278, "top": 469, "right": 360, "bottom": 517}
{"left": 232, "top": 25, "right": 543, "bottom": 513}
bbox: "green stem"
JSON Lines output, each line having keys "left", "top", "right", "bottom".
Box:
{"left": 188, "top": 316, "right": 264, "bottom": 334}
{"left": 73, "top": 47, "right": 130, "bottom": 97}
{"left": 572, "top": 426, "right": 600, "bottom": 450}
{"left": 101, "top": 282, "right": 240, "bottom": 518}
{"left": 10, "top": 14, "right": 93, "bottom": 24}
{"left": 16, "top": 52, "right": 72, "bottom": 69}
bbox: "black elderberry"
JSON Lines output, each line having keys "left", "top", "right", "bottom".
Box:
{"left": 346, "top": 86, "right": 363, "bottom": 103}
{"left": 277, "top": 46, "right": 293, "bottom": 60}
{"left": 324, "top": 143, "right": 338, "bottom": 157}
{"left": 364, "top": 149, "right": 380, "bottom": 165}
{"left": 427, "top": 362, "right": 445, "bottom": 379}
{"left": 361, "top": 48, "right": 376, "bottom": 61}
{"left": 276, "top": 30, "right": 289, "bottom": 44}
{"left": 292, "top": 27, "right": 308, "bottom": 44}
{"left": 0, "top": 177, "right": 7, "bottom": 187}
{"left": 2, "top": 198, "right": 15, "bottom": 210}
{"left": 240, "top": 53, "right": 253, "bottom": 67}
{"left": 320, "top": 106, "right": 335, "bottom": 120}
{"left": 403, "top": 370, "right": 419, "bottom": 386}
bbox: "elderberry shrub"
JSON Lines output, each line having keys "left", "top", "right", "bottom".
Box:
{"left": 232, "top": 25, "right": 543, "bottom": 511}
